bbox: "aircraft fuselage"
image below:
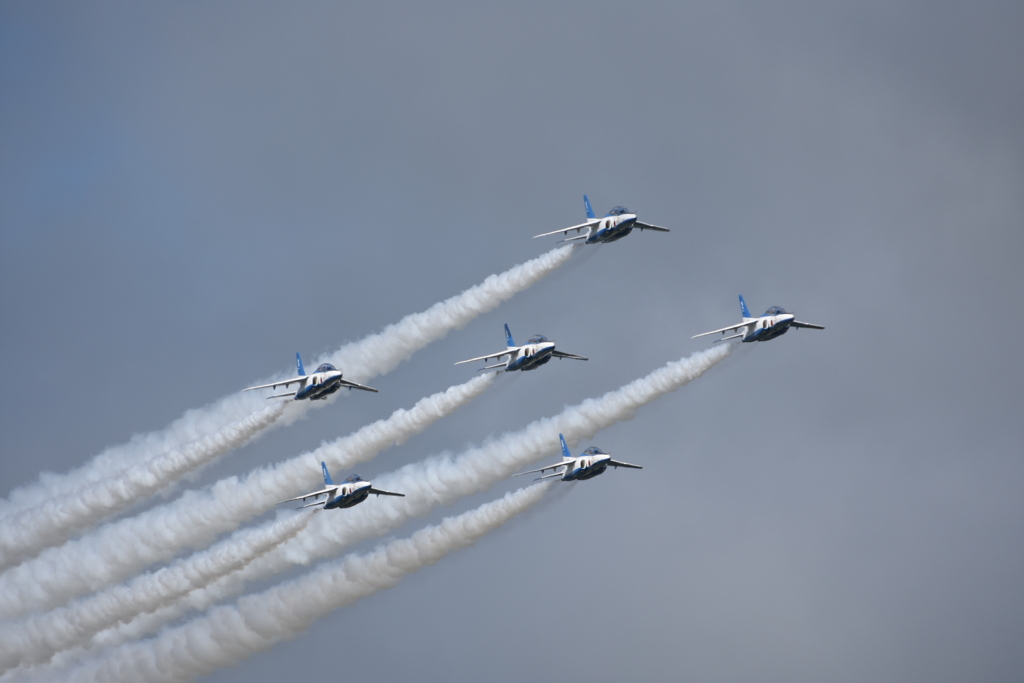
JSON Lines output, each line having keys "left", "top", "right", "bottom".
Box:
{"left": 586, "top": 215, "right": 637, "bottom": 244}
{"left": 561, "top": 455, "right": 611, "bottom": 481}
{"left": 506, "top": 342, "right": 556, "bottom": 371}
{"left": 294, "top": 372, "right": 345, "bottom": 400}
{"left": 742, "top": 314, "right": 795, "bottom": 342}
{"left": 324, "top": 482, "right": 372, "bottom": 509}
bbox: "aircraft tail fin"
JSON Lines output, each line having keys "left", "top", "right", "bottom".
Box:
{"left": 321, "top": 461, "right": 334, "bottom": 486}
{"left": 739, "top": 295, "right": 752, "bottom": 319}
{"left": 583, "top": 195, "right": 595, "bottom": 220}
{"left": 504, "top": 324, "right": 516, "bottom": 348}
{"left": 559, "top": 433, "right": 573, "bottom": 461}
{"left": 296, "top": 352, "right": 306, "bottom": 377}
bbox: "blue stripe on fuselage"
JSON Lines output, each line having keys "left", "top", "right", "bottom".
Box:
{"left": 324, "top": 487, "right": 370, "bottom": 509}
{"left": 743, "top": 320, "right": 792, "bottom": 342}
{"left": 506, "top": 348, "right": 554, "bottom": 371}
{"left": 586, "top": 217, "right": 636, "bottom": 244}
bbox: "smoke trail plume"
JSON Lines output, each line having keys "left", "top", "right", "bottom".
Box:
{"left": 70, "top": 344, "right": 733, "bottom": 647}
{"left": 62, "top": 484, "right": 548, "bottom": 683}
{"left": 0, "top": 245, "right": 573, "bottom": 522}
{"left": 0, "top": 404, "right": 285, "bottom": 571}
{"left": 0, "top": 510, "right": 314, "bottom": 674}
{"left": 0, "top": 375, "right": 494, "bottom": 619}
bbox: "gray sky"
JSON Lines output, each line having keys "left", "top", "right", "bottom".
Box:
{"left": 2, "top": 2, "right": 1023, "bottom": 681}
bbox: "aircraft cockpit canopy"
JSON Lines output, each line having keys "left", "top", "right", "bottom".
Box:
{"left": 763, "top": 306, "right": 788, "bottom": 316}
{"left": 343, "top": 474, "right": 364, "bottom": 483}
{"left": 582, "top": 447, "right": 607, "bottom": 456}
{"left": 315, "top": 363, "right": 337, "bottom": 373}
{"left": 606, "top": 206, "right": 631, "bottom": 216}
{"left": 526, "top": 335, "right": 550, "bottom": 344}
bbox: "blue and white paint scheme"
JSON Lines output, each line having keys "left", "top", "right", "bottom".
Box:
{"left": 514, "top": 434, "right": 642, "bottom": 481}
{"left": 533, "top": 195, "right": 670, "bottom": 244}
{"left": 243, "top": 352, "right": 378, "bottom": 400}
{"left": 692, "top": 295, "right": 825, "bottom": 343}
{"left": 278, "top": 461, "right": 404, "bottom": 510}
{"left": 455, "top": 324, "right": 587, "bottom": 372}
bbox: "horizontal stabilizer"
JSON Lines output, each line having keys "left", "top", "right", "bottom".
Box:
{"left": 243, "top": 376, "right": 307, "bottom": 392}
{"left": 713, "top": 332, "right": 744, "bottom": 343}
{"left": 608, "top": 458, "right": 643, "bottom": 470}
{"left": 455, "top": 349, "right": 514, "bottom": 366}
{"left": 369, "top": 487, "right": 405, "bottom": 497}
{"left": 634, "top": 221, "right": 670, "bottom": 232}
{"left": 551, "top": 350, "right": 588, "bottom": 361}
{"left": 692, "top": 321, "right": 751, "bottom": 339}
{"left": 278, "top": 486, "right": 337, "bottom": 506}
{"left": 478, "top": 362, "right": 507, "bottom": 371}
{"left": 534, "top": 220, "right": 599, "bottom": 239}
{"left": 339, "top": 378, "right": 379, "bottom": 393}
{"left": 791, "top": 321, "right": 825, "bottom": 330}
{"left": 557, "top": 235, "right": 588, "bottom": 244}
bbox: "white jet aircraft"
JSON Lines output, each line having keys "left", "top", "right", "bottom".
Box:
{"left": 279, "top": 462, "right": 404, "bottom": 510}
{"left": 514, "top": 434, "right": 642, "bottom": 481}
{"left": 243, "top": 352, "right": 378, "bottom": 400}
{"left": 455, "top": 324, "right": 587, "bottom": 372}
{"left": 533, "top": 195, "right": 670, "bottom": 244}
{"left": 692, "top": 295, "right": 825, "bottom": 343}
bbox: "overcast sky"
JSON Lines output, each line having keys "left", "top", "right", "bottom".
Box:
{"left": 2, "top": 2, "right": 1023, "bottom": 682}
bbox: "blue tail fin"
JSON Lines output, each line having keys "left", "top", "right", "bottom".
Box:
{"left": 559, "top": 433, "right": 572, "bottom": 460}
{"left": 296, "top": 352, "right": 306, "bottom": 376}
{"left": 504, "top": 324, "right": 516, "bottom": 348}
{"left": 321, "top": 461, "right": 334, "bottom": 486}
{"left": 583, "top": 195, "right": 595, "bottom": 220}
{"left": 738, "top": 295, "right": 752, "bottom": 319}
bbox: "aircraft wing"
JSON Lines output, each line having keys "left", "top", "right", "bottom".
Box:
{"left": 338, "top": 378, "right": 379, "bottom": 393}
{"left": 551, "top": 350, "right": 588, "bottom": 361}
{"left": 533, "top": 220, "right": 599, "bottom": 239}
{"left": 277, "top": 486, "right": 337, "bottom": 506}
{"left": 691, "top": 321, "right": 751, "bottom": 339}
{"left": 513, "top": 461, "right": 570, "bottom": 477}
{"left": 791, "top": 321, "right": 825, "bottom": 330}
{"left": 368, "top": 487, "right": 405, "bottom": 497}
{"left": 634, "top": 221, "right": 670, "bottom": 232}
{"left": 607, "top": 459, "right": 643, "bottom": 469}
{"left": 243, "top": 376, "right": 306, "bottom": 392}
{"left": 454, "top": 349, "right": 515, "bottom": 365}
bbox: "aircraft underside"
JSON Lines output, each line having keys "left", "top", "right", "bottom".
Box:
{"left": 745, "top": 324, "right": 791, "bottom": 342}
{"left": 508, "top": 352, "right": 553, "bottom": 371}
{"left": 567, "top": 464, "right": 607, "bottom": 481}
{"left": 589, "top": 226, "right": 632, "bottom": 244}
{"left": 325, "top": 489, "right": 369, "bottom": 509}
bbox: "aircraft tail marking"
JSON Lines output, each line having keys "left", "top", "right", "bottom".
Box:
{"left": 296, "top": 352, "right": 306, "bottom": 377}
{"left": 583, "top": 195, "right": 595, "bottom": 220}
{"left": 738, "top": 295, "right": 752, "bottom": 319}
{"left": 559, "top": 433, "right": 572, "bottom": 460}
{"left": 504, "top": 324, "right": 516, "bottom": 348}
{"left": 321, "top": 461, "right": 334, "bottom": 486}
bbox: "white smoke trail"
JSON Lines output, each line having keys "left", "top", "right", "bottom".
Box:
{"left": 0, "top": 404, "right": 286, "bottom": 572}
{"left": 62, "top": 344, "right": 733, "bottom": 650}
{"left": 0, "top": 245, "right": 573, "bottom": 565}
{"left": 61, "top": 484, "right": 548, "bottom": 683}
{"left": 0, "top": 510, "right": 315, "bottom": 674}
{"left": 0, "top": 245, "right": 573, "bottom": 523}
{"left": 0, "top": 375, "right": 494, "bottom": 619}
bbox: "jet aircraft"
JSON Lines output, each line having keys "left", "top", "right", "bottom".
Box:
{"left": 279, "top": 462, "right": 404, "bottom": 510}
{"left": 514, "top": 434, "right": 642, "bottom": 481}
{"left": 455, "top": 324, "right": 587, "bottom": 372}
{"left": 243, "top": 352, "right": 378, "bottom": 399}
{"left": 533, "top": 195, "right": 670, "bottom": 244}
{"left": 692, "top": 295, "right": 825, "bottom": 343}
